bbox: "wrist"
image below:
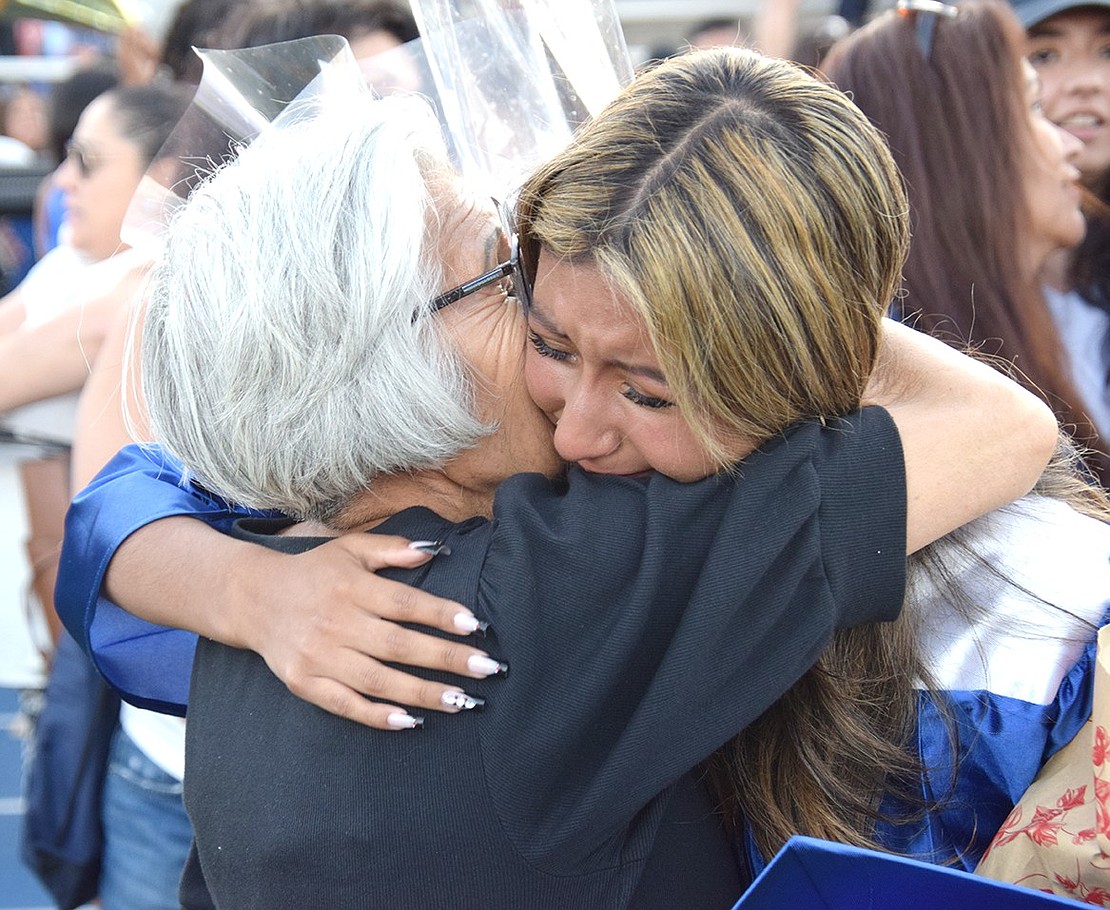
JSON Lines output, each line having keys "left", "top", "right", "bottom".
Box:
{"left": 217, "top": 539, "right": 278, "bottom": 649}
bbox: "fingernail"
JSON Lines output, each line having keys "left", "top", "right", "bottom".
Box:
{"left": 453, "top": 612, "right": 489, "bottom": 635}
{"left": 387, "top": 712, "right": 424, "bottom": 730}
{"left": 467, "top": 655, "right": 509, "bottom": 678}
{"left": 409, "top": 540, "right": 452, "bottom": 557}
{"left": 441, "top": 690, "right": 485, "bottom": 711}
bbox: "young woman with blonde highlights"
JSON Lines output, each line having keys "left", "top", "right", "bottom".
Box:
{"left": 57, "top": 48, "right": 1062, "bottom": 904}
{"left": 517, "top": 41, "right": 1110, "bottom": 873}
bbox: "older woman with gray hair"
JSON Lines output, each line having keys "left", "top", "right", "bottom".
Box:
{"left": 61, "top": 51, "right": 1055, "bottom": 905}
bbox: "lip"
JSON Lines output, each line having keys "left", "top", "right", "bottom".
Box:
{"left": 1055, "top": 111, "right": 1106, "bottom": 144}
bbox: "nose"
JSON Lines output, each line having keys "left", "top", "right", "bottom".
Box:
{"left": 551, "top": 377, "right": 622, "bottom": 466}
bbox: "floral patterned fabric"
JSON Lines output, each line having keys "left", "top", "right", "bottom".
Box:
{"left": 976, "top": 626, "right": 1110, "bottom": 905}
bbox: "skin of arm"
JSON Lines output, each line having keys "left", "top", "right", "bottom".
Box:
{"left": 867, "top": 319, "right": 1058, "bottom": 554}
{"left": 98, "top": 318, "right": 1056, "bottom": 728}
{"left": 102, "top": 518, "right": 498, "bottom": 726}
{"left": 0, "top": 287, "right": 26, "bottom": 336}
{"left": 71, "top": 290, "right": 146, "bottom": 491}
{"left": 0, "top": 269, "right": 144, "bottom": 413}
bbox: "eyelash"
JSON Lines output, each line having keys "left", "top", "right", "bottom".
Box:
{"left": 528, "top": 330, "right": 674, "bottom": 410}
{"left": 622, "top": 387, "right": 674, "bottom": 410}
{"left": 528, "top": 330, "right": 571, "bottom": 362}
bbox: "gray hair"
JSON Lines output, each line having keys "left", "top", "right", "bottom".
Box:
{"left": 141, "top": 94, "right": 490, "bottom": 519}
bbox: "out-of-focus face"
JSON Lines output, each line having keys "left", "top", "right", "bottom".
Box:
{"left": 349, "top": 27, "right": 403, "bottom": 61}
{"left": 523, "top": 250, "right": 756, "bottom": 482}
{"left": 54, "top": 94, "right": 146, "bottom": 261}
{"left": 4, "top": 88, "right": 47, "bottom": 152}
{"left": 1027, "top": 7, "right": 1110, "bottom": 183}
{"left": 435, "top": 190, "right": 563, "bottom": 491}
{"left": 1022, "top": 60, "right": 1087, "bottom": 265}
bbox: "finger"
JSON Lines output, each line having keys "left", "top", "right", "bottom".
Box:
{"left": 299, "top": 679, "right": 423, "bottom": 731}
{"left": 305, "top": 658, "right": 487, "bottom": 715}
{"left": 351, "top": 617, "right": 508, "bottom": 681}
{"left": 350, "top": 571, "right": 488, "bottom": 640}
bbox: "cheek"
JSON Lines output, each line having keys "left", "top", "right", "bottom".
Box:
{"left": 1038, "top": 78, "right": 1066, "bottom": 119}
{"left": 634, "top": 414, "right": 753, "bottom": 482}
{"left": 626, "top": 417, "right": 718, "bottom": 481}
{"left": 651, "top": 443, "right": 713, "bottom": 481}
{"left": 83, "top": 173, "right": 128, "bottom": 220}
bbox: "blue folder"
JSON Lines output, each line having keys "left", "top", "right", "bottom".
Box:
{"left": 733, "top": 836, "right": 1088, "bottom": 909}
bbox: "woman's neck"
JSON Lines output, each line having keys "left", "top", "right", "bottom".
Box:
{"left": 323, "top": 470, "right": 496, "bottom": 535}
{"left": 1037, "top": 247, "right": 1074, "bottom": 293}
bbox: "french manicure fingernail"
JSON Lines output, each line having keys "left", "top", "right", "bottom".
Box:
{"left": 387, "top": 712, "right": 424, "bottom": 730}
{"left": 453, "top": 612, "right": 489, "bottom": 635}
{"left": 467, "top": 655, "right": 509, "bottom": 678}
{"left": 409, "top": 540, "right": 452, "bottom": 557}
{"left": 441, "top": 690, "right": 485, "bottom": 711}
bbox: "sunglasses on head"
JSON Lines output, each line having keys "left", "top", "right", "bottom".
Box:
{"left": 428, "top": 201, "right": 534, "bottom": 315}
{"left": 896, "top": 0, "right": 959, "bottom": 60}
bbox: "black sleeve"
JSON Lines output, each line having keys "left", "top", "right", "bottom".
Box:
{"left": 475, "top": 406, "right": 906, "bottom": 872}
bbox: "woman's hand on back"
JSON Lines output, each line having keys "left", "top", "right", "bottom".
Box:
{"left": 107, "top": 519, "right": 502, "bottom": 729}
{"left": 232, "top": 533, "right": 503, "bottom": 729}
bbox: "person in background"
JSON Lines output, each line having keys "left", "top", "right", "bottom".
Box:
{"left": 33, "top": 62, "right": 118, "bottom": 259}
{"left": 1, "top": 85, "right": 48, "bottom": 158}
{"left": 150, "top": 0, "right": 238, "bottom": 85}
{"left": 1011, "top": 0, "right": 1110, "bottom": 469}
{"left": 0, "top": 85, "right": 49, "bottom": 294}
{"left": 687, "top": 16, "right": 744, "bottom": 48}
{"left": 218, "top": 0, "right": 418, "bottom": 57}
{"left": 2, "top": 82, "right": 193, "bottom": 910}
{"left": 823, "top": 0, "right": 1110, "bottom": 482}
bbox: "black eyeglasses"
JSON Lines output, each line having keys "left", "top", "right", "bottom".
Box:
{"left": 897, "top": 0, "right": 959, "bottom": 60}
{"left": 428, "top": 205, "right": 534, "bottom": 314}
{"left": 64, "top": 140, "right": 100, "bottom": 179}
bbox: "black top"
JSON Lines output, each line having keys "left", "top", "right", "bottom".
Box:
{"left": 181, "top": 408, "right": 907, "bottom": 908}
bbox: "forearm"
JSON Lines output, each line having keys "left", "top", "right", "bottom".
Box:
{"left": 105, "top": 516, "right": 267, "bottom": 648}
{"left": 62, "top": 444, "right": 499, "bottom": 726}
{"left": 867, "top": 319, "right": 1057, "bottom": 552}
{"left": 0, "top": 276, "right": 138, "bottom": 413}
{"left": 0, "top": 322, "right": 93, "bottom": 410}
{"left": 0, "top": 289, "right": 25, "bottom": 336}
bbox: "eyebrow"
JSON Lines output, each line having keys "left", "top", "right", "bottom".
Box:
{"left": 527, "top": 299, "right": 671, "bottom": 386}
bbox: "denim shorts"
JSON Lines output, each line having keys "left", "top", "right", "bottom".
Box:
{"left": 100, "top": 726, "right": 194, "bottom": 910}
